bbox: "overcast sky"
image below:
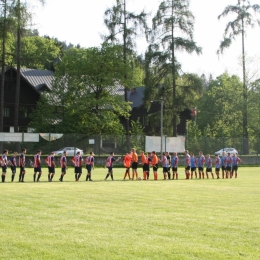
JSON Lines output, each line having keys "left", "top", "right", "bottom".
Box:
{"left": 32, "top": 0, "right": 260, "bottom": 80}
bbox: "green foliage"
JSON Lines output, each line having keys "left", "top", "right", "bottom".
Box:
{"left": 197, "top": 73, "right": 243, "bottom": 137}
{"left": 19, "top": 36, "right": 61, "bottom": 69}
{"left": 29, "top": 44, "right": 132, "bottom": 135}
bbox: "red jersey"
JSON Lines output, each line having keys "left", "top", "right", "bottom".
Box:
{"left": 34, "top": 154, "right": 41, "bottom": 167}
{"left": 60, "top": 156, "right": 67, "bottom": 168}
{"left": 47, "top": 155, "right": 55, "bottom": 167}
{"left": 19, "top": 153, "right": 26, "bottom": 167}
{"left": 72, "top": 155, "right": 82, "bottom": 167}
{"left": 86, "top": 156, "right": 94, "bottom": 165}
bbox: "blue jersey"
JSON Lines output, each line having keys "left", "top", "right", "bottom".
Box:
{"left": 171, "top": 156, "right": 179, "bottom": 167}
{"left": 206, "top": 157, "right": 212, "bottom": 168}
{"left": 215, "top": 157, "right": 221, "bottom": 168}
{"left": 221, "top": 156, "right": 226, "bottom": 167}
{"left": 226, "top": 156, "right": 232, "bottom": 167}
{"left": 198, "top": 155, "right": 205, "bottom": 168}
{"left": 162, "top": 155, "right": 168, "bottom": 167}
{"left": 190, "top": 157, "right": 196, "bottom": 168}
{"left": 232, "top": 157, "right": 241, "bottom": 166}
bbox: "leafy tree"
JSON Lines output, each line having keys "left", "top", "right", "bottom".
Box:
{"left": 103, "top": 0, "right": 149, "bottom": 147}
{"left": 29, "top": 44, "right": 132, "bottom": 135}
{"left": 147, "top": 0, "right": 202, "bottom": 136}
{"left": 197, "top": 73, "right": 243, "bottom": 137}
{"left": 20, "top": 36, "right": 61, "bottom": 69}
{"left": 218, "top": 0, "right": 260, "bottom": 153}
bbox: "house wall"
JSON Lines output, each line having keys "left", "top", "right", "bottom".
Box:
{"left": 2, "top": 68, "right": 40, "bottom": 132}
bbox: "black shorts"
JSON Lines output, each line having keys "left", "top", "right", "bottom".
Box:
{"left": 143, "top": 164, "right": 149, "bottom": 172}
{"left": 167, "top": 166, "right": 171, "bottom": 172}
{"left": 172, "top": 167, "right": 178, "bottom": 172}
{"left": 221, "top": 166, "right": 226, "bottom": 171}
{"left": 34, "top": 167, "right": 42, "bottom": 173}
{"left": 61, "top": 167, "right": 66, "bottom": 174}
{"left": 2, "top": 166, "right": 7, "bottom": 172}
{"left": 48, "top": 166, "right": 55, "bottom": 173}
{"left": 226, "top": 166, "right": 231, "bottom": 171}
{"left": 20, "top": 167, "right": 25, "bottom": 173}
{"left": 191, "top": 167, "right": 196, "bottom": 172}
{"left": 232, "top": 165, "right": 238, "bottom": 171}
{"left": 107, "top": 166, "right": 113, "bottom": 173}
{"left": 215, "top": 167, "right": 220, "bottom": 172}
{"left": 74, "top": 167, "right": 82, "bottom": 174}
{"left": 163, "top": 167, "right": 168, "bottom": 173}
{"left": 86, "top": 164, "right": 92, "bottom": 174}
{"left": 198, "top": 167, "right": 204, "bottom": 171}
{"left": 153, "top": 164, "right": 158, "bottom": 172}
{"left": 185, "top": 166, "right": 191, "bottom": 171}
{"left": 132, "top": 162, "right": 138, "bottom": 170}
{"left": 11, "top": 166, "right": 16, "bottom": 174}
{"left": 206, "top": 168, "right": 212, "bottom": 173}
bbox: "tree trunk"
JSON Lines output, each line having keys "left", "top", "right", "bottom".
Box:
{"left": 123, "top": 0, "right": 130, "bottom": 151}
{"left": 171, "top": 0, "right": 177, "bottom": 137}
{"left": 242, "top": 17, "right": 249, "bottom": 154}
{"left": 0, "top": 0, "right": 7, "bottom": 152}
{"left": 14, "top": 0, "right": 21, "bottom": 151}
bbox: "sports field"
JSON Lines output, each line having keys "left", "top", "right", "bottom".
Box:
{"left": 0, "top": 167, "right": 259, "bottom": 259}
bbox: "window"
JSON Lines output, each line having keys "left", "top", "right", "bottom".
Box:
{"left": 142, "top": 116, "right": 149, "bottom": 126}
{"left": 4, "top": 107, "right": 10, "bottom": 117}
{"left": 19, "top": 107, "right": 28, "bottom": 118}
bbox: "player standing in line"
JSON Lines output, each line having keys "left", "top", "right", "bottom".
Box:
{"left": 165, "top": 152, "right": 171, "bottom": 180}
{"left": 147, "top": 152, "right": 152, "bottom": 180}
{"left": 85, "top": 152, "right": 94, "bottom": 181}
{"left": 151, "top": 151, "right": 159, "bottom": 180}
{"left": 33, "top": 150, "right": 42, "bottom": 182}
{"left": 198, "top": 151, "right": 205, "bottom": 179}
{"left": 190, "top": 153, "right": 197, "bottom": 179}
{"left": 231, "top": 153, "right": 242, "bottom": 178}
{"left": 19, "top": 148, "right": 26, "bottom": 182}
{"left": 72, "top": 151, "right": 83, "bottom": 181}
{"left": 8, "top": 152, "right": 17, "bottom": 182}
{"left": 59, "top": 151, "right": 67, "bottom": 182}
{"left": 205, "top": 154, "right": 214, "bottom": 179}
{"left": 47, "top": 152, "right": 55, "bottom": 182}
{"left": 131, "top": 148, "right": 138, "bottom": 180}
{"left": 184, "top": 150, "right": 191, "bottom": 179}
{"left": 221, "top": 151, "right": 226, "bottom": 179}
{"left": 161, "top": 152, "right": 169, "bottom": 180}
{"left": 215, "top": 154, "right": 221, "bottom": 179}
{"left": 171, "top": 152, "right": 179, "bottom": 180}
{"left": 123, "top": 152, "right": 132, "bottom": 180}
{"left": 1, "top": 149, "right": 8, "bottom": 182}
{"left": 140, "top": 151, "right": 149, "bottom": 180}
{"left": 226, "top": 152, "right": 233, "bottom": 179}
{"left": 104, "top": 152, "right": 121, "bottom": 181}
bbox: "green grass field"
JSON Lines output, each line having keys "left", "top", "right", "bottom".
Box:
{"left": 0, "top": 167, "right": 260, "bottom": 260}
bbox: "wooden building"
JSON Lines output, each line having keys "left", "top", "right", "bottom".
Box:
{"left": 1, "top": 67, "right": 53, "bottom": 132}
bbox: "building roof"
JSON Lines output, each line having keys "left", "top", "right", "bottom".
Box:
{"left": 128, "top": 87, "right": 145, "bottom": 108}
{"left": 19, "top": 68, "right": 54, "bottom": 91}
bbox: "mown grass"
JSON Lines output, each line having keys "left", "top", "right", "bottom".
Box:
{"left": 0, "top": 167, "right": 259, "bottom": 259}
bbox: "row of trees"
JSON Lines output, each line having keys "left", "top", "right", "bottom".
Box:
{"left": 0, "top": 0, "right": 260, "bottom": 154}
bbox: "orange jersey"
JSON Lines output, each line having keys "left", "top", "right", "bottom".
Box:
{"left": 141, "top": 154, "right": 149, "bottom": 164}
{"left": 151, "top": 155, "right": 158, "bottom": 166}
{"left": 132, "top": 152, "right": 138, "bottom": 163}
{"left": 123, "top": 155, "right": 132, "bottom": 168}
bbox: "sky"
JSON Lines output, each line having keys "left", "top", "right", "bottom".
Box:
{"left": 31, "top": 0, "right": 260, "bottom": 80}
